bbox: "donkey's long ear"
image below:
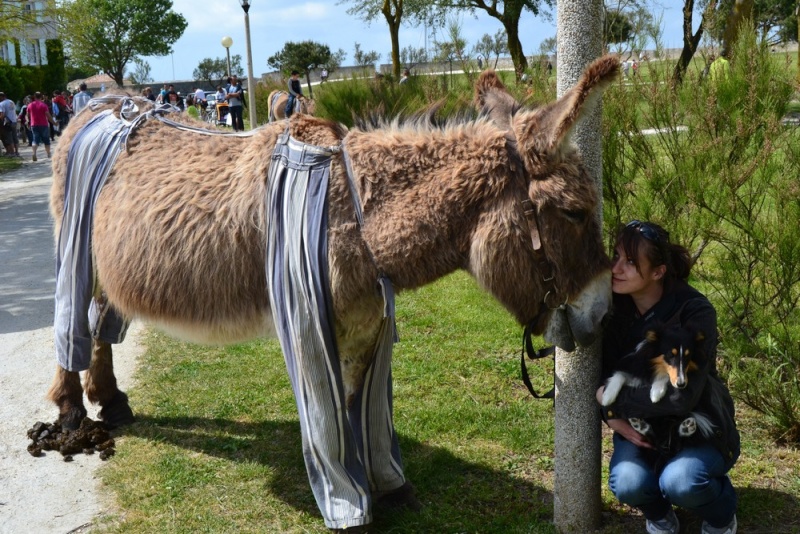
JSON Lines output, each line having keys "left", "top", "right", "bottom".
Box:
{"left": 524, "top": 55, "right": 619, "bottom": 154}
{"left": 474, "top": 70, "right": 519, "bottom": 129}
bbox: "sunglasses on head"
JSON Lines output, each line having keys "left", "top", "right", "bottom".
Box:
{"left": 626, "top": 220, "right": 663, "bottom": 243}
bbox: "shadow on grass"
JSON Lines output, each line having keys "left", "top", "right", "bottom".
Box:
{"left": 119, "top": 414, "right": 555, "bottom": 532}
{"left": 600, "top": 484, "right": 800, "bottom": 534}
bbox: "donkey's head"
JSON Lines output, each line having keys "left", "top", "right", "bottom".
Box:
{"left": 301, "top": 97, "right": 317, "bottom": 115}
{"left": 472, "top": 56, "right": 618, "bottom": 350}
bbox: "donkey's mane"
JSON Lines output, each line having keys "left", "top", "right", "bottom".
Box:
{"left": 352, "top": 99, "right": 483, "bottom": 134}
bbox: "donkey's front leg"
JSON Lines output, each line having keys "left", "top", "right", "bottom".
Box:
{"left": 84, "top": 339, "right": 135, "bottom": 428}
{"left": 47, "top": 366, "right": 86, "bottom": 430}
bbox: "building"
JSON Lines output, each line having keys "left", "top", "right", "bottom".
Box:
{"left": 0, "top": 1, "right": 58, "bottom": 67}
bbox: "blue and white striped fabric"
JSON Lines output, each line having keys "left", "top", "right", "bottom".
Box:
{"left": 266, "top": 132, "right": 404, "bottom": 529}
{"left": 53, "top": 111, "right": 131, "bottom": 371}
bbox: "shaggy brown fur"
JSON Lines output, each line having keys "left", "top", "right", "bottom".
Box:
{"left": 47, "top": 57, "right": 617, "bottom": 440}
{"left": 267, "top": 89, "right": 316, "bottom": 121}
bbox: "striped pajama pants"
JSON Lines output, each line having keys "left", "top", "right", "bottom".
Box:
{"left": 266, "top": 134, "right": 405, "bottom": 529}
{"left": 54, "top": 111, "right": 131, "bottom": 372}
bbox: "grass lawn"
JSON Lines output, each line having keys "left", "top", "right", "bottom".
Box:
{"left": 0, "top": 154, "right": 23, "bottom": 173}
{"left": 93, "top": 272, "right": 800, "bottom": 533}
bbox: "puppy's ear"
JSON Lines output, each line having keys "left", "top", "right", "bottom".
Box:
{"left": 645, "top": 329, "right": 659, "bottom": 343}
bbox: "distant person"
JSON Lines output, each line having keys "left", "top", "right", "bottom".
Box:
{"left": 709, "top": 53, "right": 730, "bottom": 83}
{"left": 285, "top": 70, "right": 303, "bottom": 118}
{"left": 320, "top": 68, "right": 328, "bottom": 83}
{"left": 52, "top": 90, "right": 71, "bottom": 132}
{"left": 17, "top": 95, "right": 33, "bottom": 147}
{"left": 226, "top": 74, "right": 244, "bottom": 131}
{"left": 477, "top": 57, "right": 483, "bottom": 69}
{"left": 399, "top": 69, "right": 410, "bottom": 84}
{"left": 72, "top": 83, "right": 93, "bottom": 115}
{"left": 215, "top": 84, "right": 227, "bottom": 103}
{"left": 0, "top": 92, "right": 19, "bottom": 156}
{"left": 194, "top": 86, "right": 207, "bottom": 111}
{"left": 27, "top": 91, "right": 57, "bottom": 162}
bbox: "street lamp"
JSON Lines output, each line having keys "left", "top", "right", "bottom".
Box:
{"left": 221, "top": 36, "right": 233, "bottom": 77}
{"left": 238, "top": 0, "right": 257, "bottom": 128}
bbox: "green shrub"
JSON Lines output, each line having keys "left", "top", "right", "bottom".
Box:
{"left": 602, "top": 28, "right": 800, "bottom": 443}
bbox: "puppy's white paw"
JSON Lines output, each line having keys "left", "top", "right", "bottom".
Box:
{"left": 679, "top": 416, "right": 697, "bottom": 437}
{"left": 629, "top": 417, "right": 651, "bottom": 435}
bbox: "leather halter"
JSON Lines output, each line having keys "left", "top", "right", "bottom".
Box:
{"left": 520, "top": 191, "right": 564, "bottom": 401}
{"left": 521, "top": 198, "right": 562, "bottom": 310}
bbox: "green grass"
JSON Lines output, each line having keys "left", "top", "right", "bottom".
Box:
{"left": 0, "top": 154, "right": 22, "bottom": 173}
{"left": 93, "top": 272, "right": 800, "bottom": 533}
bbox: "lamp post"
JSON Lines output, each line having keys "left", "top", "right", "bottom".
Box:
{"left": 221, "top": 36, "right": 233, "bottom": 77}
{"left": 238, "top": 0, "right": 257, "bottom": 128}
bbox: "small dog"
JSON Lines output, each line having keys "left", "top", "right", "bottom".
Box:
{"left": 602, "top": 323, "right": 715, "bottom": 442}
{"left": 602, "top": 323, "right": 704, "bottom": 406}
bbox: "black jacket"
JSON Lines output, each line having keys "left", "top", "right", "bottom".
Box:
{"left": 601, "top": 282, "right": 740, "bottom": 466}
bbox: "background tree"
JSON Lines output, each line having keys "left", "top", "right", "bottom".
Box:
{"left": 268, "top": 41, "right": 336, "bottom": 75}
{"left": 604, "top": 9, "right": 634, "bottom": 46}
{"left": 126, "top": 58, "right": 152, "bottom": 86}
{"left": 340, "top": 0, "right": 446, "bottom": 78}
{"left": 42, "top": 39, "right": 66, "bottom": 91}
{"left": 267, "top": 40, "right": 339, "bottom": 96}
{"left": 472, "top": 28, "right": 508, "bottom": 69}
{"left": 193, "top": 55, "right": 244, "bottom": 89}
{"left": 672, "top": 0, "right": 718, "bottom": 84}
{"left": 0, "top": 0, "right": 58, "bottom": 41}
{"left": 437, "top": 0, "right": 554, "bottom": 79}
{"left": 58, "top": 0, "right": 187, "bottom": 87}
{"left": 603, "top": 1, "right": 659, "bottom": 59}
{"left": 353, "top": 42, "right": 381, "bottom": 70}
{"left": 399, "top": 45, "right": 428, "bottom": 69}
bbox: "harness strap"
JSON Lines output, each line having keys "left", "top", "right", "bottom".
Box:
{"left": 520, "top": 320, "right": 556, "bottom": 400}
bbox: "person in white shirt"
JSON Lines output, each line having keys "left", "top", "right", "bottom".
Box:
{"left": 194, "top": 87, "right": 207, "bottom": 111}
{"left": 72, "top": 83, "right": 93, "bottom": 115}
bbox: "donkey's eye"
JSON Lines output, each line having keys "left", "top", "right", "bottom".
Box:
{"left": 563, "top": 209, "right": 587, "bottom": 224}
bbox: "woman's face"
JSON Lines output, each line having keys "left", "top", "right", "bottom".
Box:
{"left": 610, "top": 243, "right": 665, "bottom": 296}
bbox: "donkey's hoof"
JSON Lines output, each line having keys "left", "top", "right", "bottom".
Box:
{"left": 59, "top": 406, "right": 88, "bottom": 431}
{"left": 374, "top": 481, "right": 422, "bottom": 512}
{"left": 99, "top": 390, "right": 136, "bottom": 429}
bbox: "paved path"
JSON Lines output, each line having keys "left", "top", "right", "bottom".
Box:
{"left": 0, "top": 141, "right": 143, "bottom": 534}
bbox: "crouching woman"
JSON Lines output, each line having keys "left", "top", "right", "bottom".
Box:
{"left": 597, "top": 221, "right": 740, "bottom": 534}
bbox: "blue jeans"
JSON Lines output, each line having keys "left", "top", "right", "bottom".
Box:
{"left": 608, "top": 432, "right": 737, "bottom": 528}
{"left": 285, "top": 94, "right": 296, "bottom": 117}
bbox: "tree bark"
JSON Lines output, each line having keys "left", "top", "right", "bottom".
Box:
{"left": 722, "top": 0, "right": 755, "bottom": 56}
{"left": 382, "top": 0, "right": 403, "bottom": 79}
{"left": 505, "top": 18, "right": 528, "bottom": 78}
{"left": 672, "top": 0, "right": 713, "bottom": 85}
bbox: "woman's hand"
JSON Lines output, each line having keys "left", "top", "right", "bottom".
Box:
{"left": 607, "top": 418, "right": 654, "bottom": 449}
{"left": 596, "top": 386, "right": 655, "bottom": 449}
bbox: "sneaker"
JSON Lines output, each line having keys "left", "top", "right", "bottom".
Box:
{"left": 701, "top": 514, "right": 737, "bottom": 534}
{"left": 31, "top": 154, "right": 36, "bottom": 162}
{"left": 646, "top": 508, "right": 680, "bottom": 534}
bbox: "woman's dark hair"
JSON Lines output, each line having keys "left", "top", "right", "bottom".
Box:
{"left": 614, "top": 220, "right": 692, "bottom": 286}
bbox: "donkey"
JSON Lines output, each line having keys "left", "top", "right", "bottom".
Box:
{"left": 267, "top": 89, "right": 316, "bottom": 121}
{"left": 47, "top": 55, "right": 618, "bottom": 530}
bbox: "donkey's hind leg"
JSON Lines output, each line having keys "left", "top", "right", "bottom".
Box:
{"left": 47, "top": 366, "right": 87, "bottom": 430}
{"left": 84, "top": 339, "right": 135, "bottom": 428}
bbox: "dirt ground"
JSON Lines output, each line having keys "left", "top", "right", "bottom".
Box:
{"left": 0, "top": 143, "right": 144, "bottom": 534}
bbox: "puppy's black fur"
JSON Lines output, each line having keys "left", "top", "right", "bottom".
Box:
{"left": 602, "top": 323, "right": 716, "bottom": 454}
{"left": 602, "top": 323, "right": 704, "bottom": 406}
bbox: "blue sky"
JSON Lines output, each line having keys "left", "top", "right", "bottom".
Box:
{"left": 143, "top": 1, "right": 692, "bottom": 84}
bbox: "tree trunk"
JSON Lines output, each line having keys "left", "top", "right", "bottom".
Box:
{"left": 672, "top": 0, "right": 723, "bottom": 85}
{"left": 554, "top": 0, "right": 604, "bottom": 531}
{"left": 505, "top": 19, "right": 528, "bottom": 79}
{"left": 672, "top": 0, "right": 710, "bottom": 85}
{"left": 382, "top": 0, "right": 403, "bottom": 79}
{"left": 722, "top": 0, "right": 755, "bottom": 56}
